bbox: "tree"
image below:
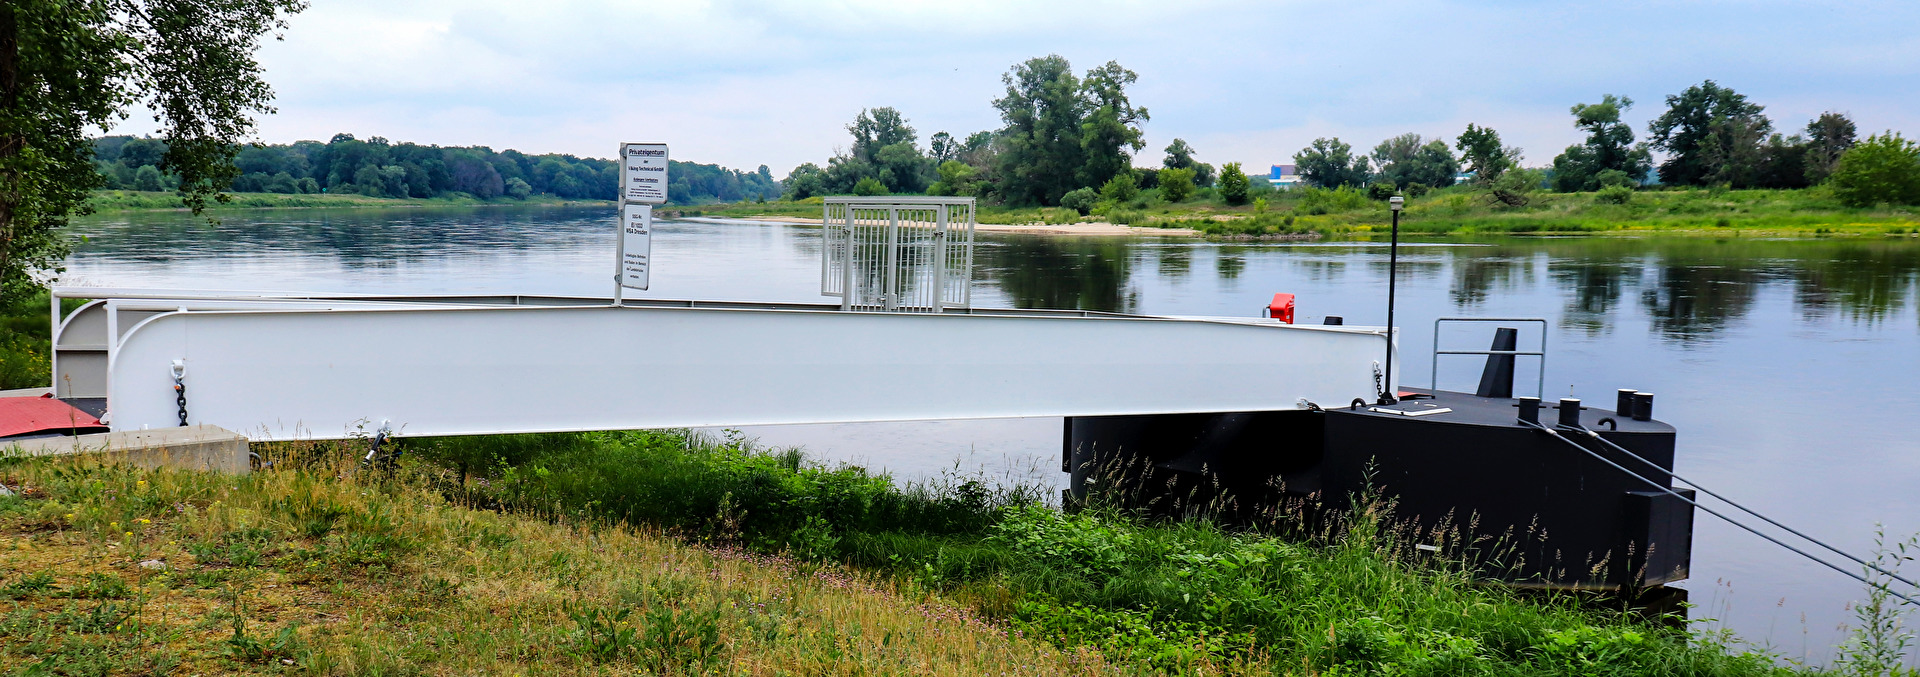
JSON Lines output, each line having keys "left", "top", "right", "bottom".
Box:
{"left": 0, "top": 0, "right": 306, "bottom": 304}
{"left": 1455, "top": 124, "right": 1521, "bottom": 184}
{"left": 848, "top": 107, "right": 916, "bottom": 164}
{"left": 1159, "top": 167, "right": 1196, "bottom": 202}
{"left": 1828, "top": 133, "right": 1920, "bottom": 208}
{"left": 836, "top": 107, "right": 929, "bottom": 194}
{"left": 1647, "top": 81, "right": 1770, "bottom": 187}
{"left": 872, "top": 140, "right": 928, "bottom": 194}
{"left": 132, "top": 165, "right": 163, "bottom": 191}
{"left": 1162, "top": 139, "right": 1213, "bottom": 187}
{"left": 927, "top": 160, "right": 977, "bottom": 197}
{"left": 1163, "top": 139, "right": 1197, "bottom": 171}
{"left": 504, "top": 177, "right": 532, "bottom": 200}
{"left": 1077, "top": 61, "right": 1148, "bottom": 190}
{"left": 1804, "top": 112, "right": 1857, "bottom": 184}
{"left": 1292, "top": 137, "right": 1370, "bottom": 188}
{"left": 1754, "top": 134, "right": 1810, "bottom": 189}
{"left": 992, "top": 56, "right": 1147, "bottom": 206}
{"left": 1370, "top": 134, "right": 1459, "bottom": 189}
{"left": 1217, "top": 162, "right": 1250, "bottom": 205}
{"left": 1551, "top": 95, "right": 1651, "bottom": 192}
{"left": 993, "top": 55, "right": 1086, "bottom": 205}
{"left": 929, "top": 131, "right": 955, "bottom": 163}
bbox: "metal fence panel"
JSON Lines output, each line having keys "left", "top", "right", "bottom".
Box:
{"left": 821, "top": 197, "right": 974, "bottom": 312}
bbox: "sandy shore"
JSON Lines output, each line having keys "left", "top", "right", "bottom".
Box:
{"left": 681, "top": 215, "right": 1198, "bottom": 237}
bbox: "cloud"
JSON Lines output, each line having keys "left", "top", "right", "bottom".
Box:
{"left": 111, "top": 0, "right": 1920, "bottom": 177}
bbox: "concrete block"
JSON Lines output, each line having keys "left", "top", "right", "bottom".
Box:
{"left": 3, "top": 424, "right": 251, "bottom": 474}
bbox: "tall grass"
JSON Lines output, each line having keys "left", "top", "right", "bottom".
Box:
{"left": 0, "top": 441, "right": 1106, "bottom": 675}
{"left": 406, "top": 430, "right": 1856, "bottom": 675}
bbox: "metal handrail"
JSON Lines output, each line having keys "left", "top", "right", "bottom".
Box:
{"left": 1431, "top": 317, "right": 1547, "bottom": 398}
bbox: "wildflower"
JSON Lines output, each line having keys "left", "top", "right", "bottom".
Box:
{"left": 126, "top": 532, "right": 133, "bottom": 537}
{"left": 65, "top": 513, "right": 75, "bottom": 520}
{"left": 110, "top": 521, "right": 118, "bottom": 528}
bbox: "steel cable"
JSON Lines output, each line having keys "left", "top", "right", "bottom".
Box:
{"left": 1518, "top": 419, "right": 1918, "bottom": 606}
{"left": 1563, "top": 424, "right": 1920, "bottom": 591}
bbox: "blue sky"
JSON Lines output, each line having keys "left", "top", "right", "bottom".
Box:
{"left": 127, "top": 0, "right": 1920, "bottom": 177}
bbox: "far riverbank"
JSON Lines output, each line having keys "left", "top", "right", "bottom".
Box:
{"left": 84, "top": 186, "right": 1920, "bottom": 240}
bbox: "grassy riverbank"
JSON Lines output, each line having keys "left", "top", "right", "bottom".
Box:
{"left": 691, "top": 186, "right": 1920, "bottom": 239}
{"left": 8, "top": 431, "right": 1890, "bottom": 674}
{"left": 85, "top": 190, "right": 610, "bottom": 212}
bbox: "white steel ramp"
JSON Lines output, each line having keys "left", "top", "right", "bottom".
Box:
{"left": 51, "top": 289, "right": 1397, "bottom": 440}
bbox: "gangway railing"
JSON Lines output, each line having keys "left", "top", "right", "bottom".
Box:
{"left": 1431, "top": 317, "right": 1547, "bottom": 398}
{"left": 822, "top": 196, "right": 974, "bottom": 313}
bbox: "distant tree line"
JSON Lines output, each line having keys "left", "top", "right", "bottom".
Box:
{"left": 1290, "top": 80, "right": 1920, "bottom": 208}
{"left": 91, "top": 134, "right": 781, "bottom": 204}
{"left": 784, "top": 54, "right": 1251, "bottom": 209}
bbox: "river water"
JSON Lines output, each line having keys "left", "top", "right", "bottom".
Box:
{"left": 61, "top": 206, "right": 1920, "bottom": 665}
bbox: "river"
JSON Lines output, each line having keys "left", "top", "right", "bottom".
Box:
{"left": 61, "top": 205, "right": 1920, "bottom": 665}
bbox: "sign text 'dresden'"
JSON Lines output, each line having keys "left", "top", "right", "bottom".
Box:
{"left": 620, "top": 203, "right": 651, "bottom": 290}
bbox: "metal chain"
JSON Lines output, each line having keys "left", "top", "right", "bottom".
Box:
{"left": 170, "top": 360, "right": 188, "bottom": 426}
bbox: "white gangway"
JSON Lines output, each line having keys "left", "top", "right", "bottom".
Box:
{"left": 44, "top": 198, "right": 1397, "bottom": 440}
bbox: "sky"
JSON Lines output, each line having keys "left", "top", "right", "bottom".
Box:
{"left": 116, "top": 0, "right": 1920, "bottom": 178}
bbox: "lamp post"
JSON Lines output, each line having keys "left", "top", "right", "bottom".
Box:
{"left": 1381, "top": 195, "right": 1404, "bottom": 405}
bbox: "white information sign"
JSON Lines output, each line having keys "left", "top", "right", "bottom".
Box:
{"left": 620, "top": 143, "right": 669, "bottom": 205}
{"left": 619, "top": 203, "right": 652, "bottom": 290}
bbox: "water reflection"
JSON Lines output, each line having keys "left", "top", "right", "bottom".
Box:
{"left": 974, "top": 237, "right": 1138, "bottom": 313}
{"left": 64, "top": 210, "right": 1920, "bottom": 341}
{"left": 1551, "top": 257, "right": 1635, "bottom": 335}
{"left": 1449, "top": 252, "right": 1536, "bottom": 308}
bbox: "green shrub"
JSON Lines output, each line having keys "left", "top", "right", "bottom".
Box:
{"left": 1059, "top": 187, "right": 1098, "bottom": 216}
{"left": 1489, "top": 168, "right": 1542, "bottom": 208}
{"left": 1098, "top": 172, "right": 1139, "bottom": 203}
{"left": 1217, "top": 162, "right": 1251, "bottom": 205}
{"left": 1159, "top": 168, "right": 1196, "bottom": 202}
{"left": 1297, "top": 185, "right": 1368, "bottom": 215}
{"left": 1595, "top": 168, "right": 1637, "bottom": 189}
{"left": 1595, "top": 185, "right": 1635, "bottom": 204}
{"left": 851, "top": 177, "right": 889, "bottom": 196}
{"left": 1830, "top": 133, "right": 1920, "bottom": 207}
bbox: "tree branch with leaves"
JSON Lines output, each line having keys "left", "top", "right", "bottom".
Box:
{"left": 0, "top": 0, "right": 305, "bottom": 304}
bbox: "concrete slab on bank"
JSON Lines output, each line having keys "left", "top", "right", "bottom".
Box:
{"left": 3, "top": 424, "right": 251, "bottom": 474}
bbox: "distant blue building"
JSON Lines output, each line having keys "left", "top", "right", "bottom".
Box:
{"left": 1269, "top": 164, "right": 1303, "bottom": 187}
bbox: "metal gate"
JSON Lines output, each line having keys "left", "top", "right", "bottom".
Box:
{"left": 821, "top": 197, "right": 975, "bottom": 312}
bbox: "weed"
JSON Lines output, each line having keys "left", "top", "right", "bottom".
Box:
{"left": 568, "top": 606, "right": 638, "bottom": 661}
{"left": 638, "top": 603, "right": 728, "bottom": 672}
{"left": 66, "top": 572, "right": 130, "bottom": 600}
{"left": 1835, "top": 527, "right": 1919, "bottom": 676}
{"left": 2, "top": 570, "right": 56, "bottom": 598}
